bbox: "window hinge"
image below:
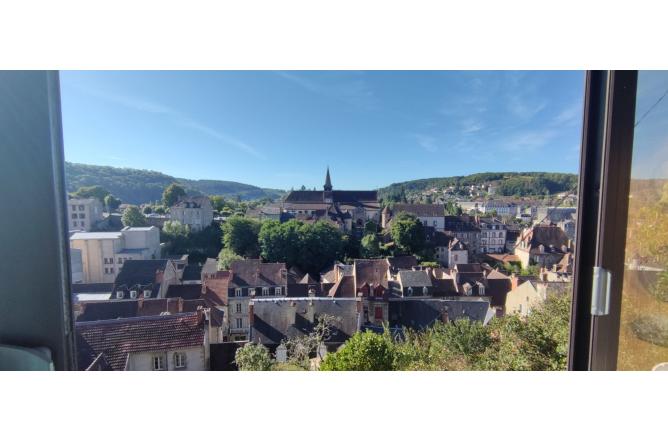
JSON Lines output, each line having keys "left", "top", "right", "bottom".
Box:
{"left": 591, "top": 266, "right": 612, "bottom": 316}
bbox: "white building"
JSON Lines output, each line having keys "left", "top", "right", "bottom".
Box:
{"left": 169, "top": 196, "right": 214, "bottom": 232}
{"left": 382, "top": 203, "right": 445, "bottom": 230}
{"left": 67, "top": 197, "right": 104, "bottom": 232}
{"left": 480, "top": 200, "right": 518, "bottom": 217}
{"left": 478, "top": 218, "right": 508, "bottom": 254}
{"left": 70, "top": 226, "right": 161, "bottom": 283}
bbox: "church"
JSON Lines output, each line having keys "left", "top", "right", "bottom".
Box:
{"left": 282, "top": 168, "right": 381, "bottom": 231}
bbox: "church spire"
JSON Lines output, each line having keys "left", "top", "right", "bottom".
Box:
{"left": 324, "top": 166, "right": 332, "bottom": 191}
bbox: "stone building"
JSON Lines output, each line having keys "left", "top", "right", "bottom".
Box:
{"left": 169, "top": 196, "right": 214, "bottom": 232}
{"left": 67, "top": 197, "right": 104, "bottom": 232}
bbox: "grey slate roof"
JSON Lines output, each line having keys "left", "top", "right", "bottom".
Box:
{"left": 250, "top": 298, "right": 359, "bottom": 346}
{"left": 388, "top": 298, "right": 492, "bottom": 329}
{"left": 112, "top": 259, "right": 171, "bottom": 298}
{"left": 398, "top": 270, "right": 433, "bottom": 288}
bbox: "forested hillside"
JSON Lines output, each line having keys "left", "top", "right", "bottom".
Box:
{"left": 65, "top": 162, "right": 285, "bottom": 205}
{"left": 378, "top": 172, "right": 578, "bottom": 202}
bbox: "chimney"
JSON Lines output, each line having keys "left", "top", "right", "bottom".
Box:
{"left": 248, "top": 303, "right": 255, "bottom": 326}
{"left": 511, "top": 273, "right": 519, "bottom": 290}
{"left": 155, "top": 269, "right": 164, "bottom": 284}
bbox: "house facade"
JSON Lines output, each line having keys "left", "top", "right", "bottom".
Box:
{"left": 478, "top": 218, "right": 508, "bottom": 254}
{"left": 169, "top": 196, "right": 214, "bottom": 232}
{"left": 76, "top": 311, "right": 210, "bottom": 371}
{"left": 382, "top": 203, "right": 445, "bottom": 230}
{"left": 67, "top": 197, "right": 104, "bottom": 232}
{"left": 514, "top": 225, "right": 572, "bottom": 269}
{"left": 443, "top": 216, "right": 481, "bottom": 255}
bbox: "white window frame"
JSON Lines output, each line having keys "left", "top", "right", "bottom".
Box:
{"left": 275, "top": 287, "right": 282, "bottom": 296}
{"left": 129, "top": 290, "right": 137, "bottom": 299}
{"left": 174, "top": 352, "right": 186, "bottom": 369}
{"left": 236, "top": 303, "right": 242, "bottom": 313}
{"left": 422, "top": 286, "right": 429, "bottom": 295}
{"left": 262, "top": 287, "right": 269, "bottom": 296}
{"left": 407, "top": 287, "right": 413, "bottom": 296}
{"left": 235, "top": 288, "right": 242, "bottom": 297}
{"left": 143, "top": 289, "right": 151, "bottom": 298}
{"left": 236, "top": 318, "right": 243, "bottom": 329}
{"left": 116, "top": 290, "right": 124, "bottom": 299}
{"left": 153, "top": 354, "right": 166, "bottom": 371}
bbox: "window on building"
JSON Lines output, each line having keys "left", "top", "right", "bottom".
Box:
{"left": 129, "top": 290, "right": 137, "bottom": 299}
{"left": 407, "top": 287, "right": 413, "bottom": 296}
{"left": 152, "top": 354, "right": 165, "bottom": 371}
{"left": 374, "top": 307, "right": 383, "bottom": 320}
{"left": 236, "top": 303, "right": 241, "bottom": 313}
{"left": 71, "top": 213, "right": 77, "bottom": 219}
{"left": 275, "top": 287, "right": 282, "bottom": 295}
{"left": 117, "top": 257, "right": 122, "bottom": 264}
{"left": 262, "top": 287, "right": 269, "bottom": 296}
{"left": 116, "top": 290, "right": 124, "bottom": 299}
{"left": 78, "top": 205, "right": 84, "bottom": 211}
{"left": 235, "top": 288, "right": 242, "bottom": 297}
{"left": 78, "top": 213, "right": 85, "bottom": 219}
{"left": 422, "top": 286, "right": 428, "bottom": 295}
{"left": 174, "top": 352, "right": 186, "bottom": 369}
{"left": 143, "top": 290, "right": 151, "bottom": 298}
{"left": 236, "top": 318, "right": 243, "bottom": 329}
{"left": 73, "top": 221, "right": 77, "bottom": 226}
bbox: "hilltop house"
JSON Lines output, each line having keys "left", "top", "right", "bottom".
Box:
{"left": 169, "top": 196, "right": 214, "bottom": 232}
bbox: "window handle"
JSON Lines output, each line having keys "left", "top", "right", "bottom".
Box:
{"left": 591, "top": 266, "right": 612, "bottom": 316}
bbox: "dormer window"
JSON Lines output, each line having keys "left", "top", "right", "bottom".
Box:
{"left": 235, "top": 288, "right": 242, "bottom": 297}
{"left": 143, "top": 289, "right": 152, "bottom": 298}
{"left": 407, "top": 287, "right": 413, "bottom": 296}
{"left": 479, "top": 286, "right": 485, "bottom": 296}
{"left": 422, "top": 286, "right": 429, "bottom": 295}
{"left": 116, "top": 290, "right": 124, "bottom": 299}
{"left": 130, "top": 290, "right": 138, "bottom": 299}
{"left": 262, "top": 287, "right": 269, "bottom": 296}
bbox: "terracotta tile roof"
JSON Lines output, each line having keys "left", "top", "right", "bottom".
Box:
{"left": 76, "top": 312, "right": 205, "bottom": 370}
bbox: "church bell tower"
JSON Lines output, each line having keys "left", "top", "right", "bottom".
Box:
{"left": 323, "top": 167, "right": 333, "bottom": 203}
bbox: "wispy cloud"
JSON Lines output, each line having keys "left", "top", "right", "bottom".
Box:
{"left": 413, "top": 134, "right": 438, "bottom": 152}
{"left": 551, "top": 101, "right": 583, "bottom": 126}
{"left": 76, "top": 86, "right": 266, "bottom": 159}
{"left": 460, "top": 118, "right": 484, "bottom": 134}
{"left": 275, "top": 71, "right": 377, "bottom": 110}
{"left": 503, "top": 129, "right": 557, "bottom": 152}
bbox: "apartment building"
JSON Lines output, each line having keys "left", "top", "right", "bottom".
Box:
{"left": 478, "top": 218, "right": 508, "bottom": 254}
{"left": 67, "top": 197, "right": 104, "bottom": 232}
{"left": 70, "top": 226, "right": 161, "bottom": 283}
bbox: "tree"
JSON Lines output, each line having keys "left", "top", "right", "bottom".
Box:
{"left": 360, "top": 234, "right": 381, "bottom": 258}
{"left": 161, "top": 220, "right": 191, "bottom": 256}
{"left": 104, "top": 194, "right": 121, "bottom": 211}
{"left": 234, "top": 343, "right": 274, "bottom": 371}
{"left": 320, "top": 330, "right": 395, "bottom": 371}
{"left": 218, "top": 247, "right": 243, "bottom": 270}
{"left": 364, "top": 220, "right": 378, "bottom": 234}
{"left": 258, "top": 219, "right": 345, "bottom": 274}
{"left": 282, "top": 314, "right": 341, "bottom": 369}
{"left": 153, "top": 205, "right": 166, "bottom": 215}
{"left": 72, "top": 185, "right": 110, "bottom": 203}
{"left": 652, "top": 271, "right": 668, "bottom": 302}
{"left": 142, "top": 205, "right": 153, "bottom": 214}
{"left": 121, "top": 205, "right": 147, "bottom": 227}
{"left": 162, "top": 183, "right": 186, "bottom": 207}
{"left": 390, "top": 212, "right": 425, "bottom": 254}
{"left": 222, "top": 216, "right": 261, "bottom": 258}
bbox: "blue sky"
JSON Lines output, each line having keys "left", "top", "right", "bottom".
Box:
{"left": 60, "top": 71, "right": 586, "bottom": 190}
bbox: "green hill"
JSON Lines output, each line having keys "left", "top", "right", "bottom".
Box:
{"left": 379, "top": 172, "right": 578, "bottom": 202}
{"left": 64, "top": 162, "right": 285, "bottom": 205}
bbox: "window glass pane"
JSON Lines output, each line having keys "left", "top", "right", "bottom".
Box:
{"left": 617, "top": 71, "right": 668, "bottom": 371}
